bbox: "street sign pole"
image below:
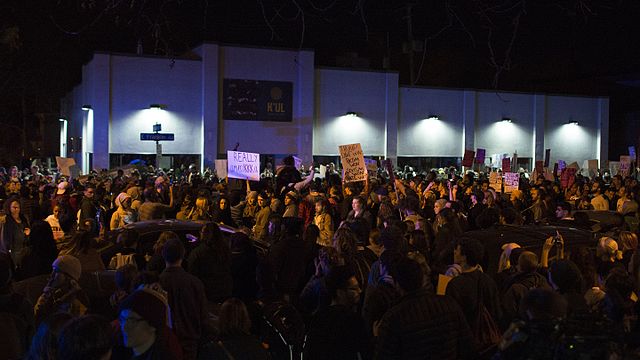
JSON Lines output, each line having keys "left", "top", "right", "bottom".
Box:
{"left": 139, "top": 123, "right": 175, "bottom": 170}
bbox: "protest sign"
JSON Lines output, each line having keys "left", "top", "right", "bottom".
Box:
{"left": 476, "top": 149, "right": 486, "bottom": 164}
{"left": 339, "top": 143, "right": 367, "bottom": 183}
{"left": 502, "top": 158, "right": 511, "bottom": 173}
{"left": 319, "top": 165, "right": 327, "bottom": 178}
{"left": 214, "top": 159, "right": 228, "bottom": 179}
{"left": 544, "top": 149, "right": 551, "bottom": 168}
{"left": 588, "top": 159, "right": 598, "bottom": 175}
{"left": 462, "top": 150, "right": 475, "bottom": 167}
{"left": 609, "top": 161, "right": 620, "bottom": 176}
{"left": 490, "top": 172, "right": 503, "bottom": 193}
{"left": 383, "top": 159, "right": 395, "bottom": 183}
{"left": 227, "top": 151, "right": 260, "bottom": 181}
{"left": 558, "top": 160, "right": 566, "bottom": 176}
{"left": 365, "top": 159, "right": 378, "bottom": 172}
{"left": 504, "top": 172, "right": 519, "bottom": 193}
{"left": 56, "top": 156, "right": 77, "bottom": 177}
{"left": 561, "top": 168, "right": 577, "bottom": 189}
{"left": 293, "top": 156, "right": 303, "bottom": 170}
{"left": 620, "top": 156, "right": 631, "bottom": 177}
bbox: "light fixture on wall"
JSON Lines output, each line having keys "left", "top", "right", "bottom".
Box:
{"left": 501, "top": 117, "right": 512, "bottom": 123}
{"left": 345, "top": 111, "right": 358, "bottom": 117}
{"left": 425, "top": 114, "right": 440, "bottom": 121}
{"left": 81, "top": 105, "right": 92, "bottom": 111}
{"left": 149, "top": 104, "right": 167, "bottom": 110}
{"left": 567, "top": 120, "right": 579, "bottom": 125}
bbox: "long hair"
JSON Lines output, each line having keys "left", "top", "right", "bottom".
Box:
{"left": 332, "top": 228, "right": 358, "bottom": 261}
{"left": 200, "top": 222, "right": 230, "bottom": 262}
{"left": 218, "top": 298, "right": 251, "bottom": 336}
{"left": 26, "top": 312, "right": 74, "bottom": 360}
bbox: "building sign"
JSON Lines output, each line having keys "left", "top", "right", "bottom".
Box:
{"left": 222, "top": 79, "right": 293, "bottom": 122}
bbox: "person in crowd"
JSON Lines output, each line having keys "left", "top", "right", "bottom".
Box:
{"left": 494, "top": 289, "right": 567, "bottom": 359}
{"left": 187, "top": 196, "right": 213, "bottom": 221}
{"left": 252, "top": 191, "right": 272, "bottom": 240}
{"left": 199, "top": 298, "right": 270, "bottom": 359}
{"left": 111, "top": 192, "right": 137, "bottom": 230}
{"left": 187, "top": 222, "right": 233, "bottom": 303}
{"left": 19, "top": 220, "right": 58, "bottom": 279}
{"left": 107, "top": 229, "right": 146, "bottom": 270}
{"left": 44, "top": 204, "right": 65, "bottom": 243}
{"left": 0, "top": 195, "right": 31, "bottom": 271}
{"left": 300, "top": 246, "right": 343, "bottom": 314}
{"left": 60, "top": 230, "right": 105, "bottom": 273}
{"left": 283, "top": 190, "right": 299, "bottom": 218}
{"left": 34, "top": 255, "right": 89, "bottom": 325}
{"left": 25, "top": 312, "right": 73, "bottom": 360}
{"left": 269, "top": 217, "right": 308, "bottom": 300}
{"left": 596, "top": 236, "right": 625, "bottom": 282}
{"left": 138, "top": 186, "right": 175, "bottom": 221}
{"left": 160, "top": 236, "right": 210, "bottom": 360}
{"left": 145, "top": 231, "right": 174, "bottom": 274}
{"left": 56, "top": 315, "right": 113, "bottom": 360}
{"left": 618, "top": 231, "right": 638, "bottom": 270}
{"left": 212, "top": 195, "right": 235, "bottom": 226}
{"left": 590, "top": 181, "right": 609, "bottom": 211}
{"left": 0, "top": 253, "right": 35, "bottom": 359}
{"left": 229, "top": 232, "right": 259, "bottom": 301}
{"left": 375, "top": 256, "right": 474, "bottom": 359}
{"left": 501, "top": 251, "right": 551, "bottom": 321}
{"left": 110, "top": 263, "right": 139, "bottom": 309}
{"left": 78, "top": 185, "right": 99, "bottom": 234}
{"left": 347, "top": 195, "right": 373, "bottom": 229}
{"left": 446, "top": 237, "right": 502, "bottom": 330}
{"left": 313, "top": 198, "right": 334, "bottom": 246}
{"left": 118, "top": 287, "right": 183, "bottom": 359}
{"left": 303, "top": 265, "right": 369, "bottom": 359}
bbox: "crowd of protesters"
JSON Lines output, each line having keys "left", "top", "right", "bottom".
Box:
{"left": 0, "top": 156, "right": 640, "bottom": 359}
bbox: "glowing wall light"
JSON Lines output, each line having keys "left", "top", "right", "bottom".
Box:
{"left": 59, "top": 118, "right": 68, "bottom": 157}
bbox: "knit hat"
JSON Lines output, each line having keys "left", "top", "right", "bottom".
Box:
{"left": 57, "top": 181, "right": 69, "bottom": 195}
{"left": 52, "top": 255, "right": 82, "bottom": 281}
{"left": 285, "top": 191, "right": 299, "bottom": 201}
{"left": 115, "top": 192, "right": 131, "bottom": 208}
{"left": 119, "top": 288, "right": 168, "bottom": 330}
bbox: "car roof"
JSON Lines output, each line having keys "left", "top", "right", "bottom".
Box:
{"left": 112, "top": 219, "right": 238, "bottom": 235}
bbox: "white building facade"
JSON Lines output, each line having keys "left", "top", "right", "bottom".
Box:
{"left": 60, "top": 43, "right": 609, "bottom": 172}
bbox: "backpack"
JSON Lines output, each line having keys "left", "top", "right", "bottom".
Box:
{"left": 108, "top": 253, "right": 137, "bottom": 270}
{"left": 472, "top": 277, "right": 502, "bottom": 356}
{"left": 0, "top": 293, "right": 30, "bottom": 360}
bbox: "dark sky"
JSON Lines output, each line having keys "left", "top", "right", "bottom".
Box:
{"left": 1, "top": 0, "right": 640, "bottom": 158}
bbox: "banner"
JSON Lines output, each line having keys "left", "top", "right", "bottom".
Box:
{"left": 462, "top": 150, "right": 475, "bottom": 167}
{"left": 490, "top": 172, "right": 503, "bottom": 193}
{"left": 227, "top": 151, "right": 260, "bottom": 181}
{"left": 56, "top": 156, "right": 77, "bottom": 177}
{"left": 476, "top": 149, "right": 486, "bottom": 164}
{"left": 339, "top": 143, "right": 367, "bottom": 183}
{"left": 620, "top": 156, "right": 631, "bottom": 177}
{"left": 544, "top": 149, "right": 551, "bottom": 168}
{"left": 214, "top": 159, "right": 228, "bottom": 179}
{"left": 502, "top": 158, "right": 511, "bottom": 173}
{"left": 504, "top": 172, "right": 519, "bottom": 193}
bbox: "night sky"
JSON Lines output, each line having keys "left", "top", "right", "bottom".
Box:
{"left": 1, "top": 0, "right": 639, "bottom": 161}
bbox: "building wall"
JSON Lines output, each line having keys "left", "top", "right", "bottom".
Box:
{"left": 314, "top": 68, "right": 399, "bottom": 156}
{"left": 109, "top": 55, "right": 202, "bottom": 155}
{"left": 398, "top": 87, "right": 464, "bottom": 157}
{"left": 219, "top": 46, "right": 315, "bottom": 164}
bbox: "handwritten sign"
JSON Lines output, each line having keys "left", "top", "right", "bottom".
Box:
{"left": 365, "top": 159, "right": 378, "bottom": 173}
{"left": 620, "top": 156, "right": 631, "bottom": 177}
{"left": 462, "top": 150, "right": 475, "bottom": 167}
{"left": 339, "top": 143, "right": 367, "bottom": 183}
{"left": 215, "top": 159, "right": 228, "bottom": 179}
{"left": 504, "top": 172, "right": 519, "bottom": 193}
{"left": 56, "top": 156, "right": 77, "bottom": 177}
{"left": 227, "top": 151, "right": 260, "bottom": 181}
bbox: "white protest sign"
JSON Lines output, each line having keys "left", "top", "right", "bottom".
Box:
{"left": 227, "top": 151, "right": 260, "bottom": 181}
{"left": 609, "top": 161, "right": 620, "bottom": 176}
{"left": 215, "top": 159, "right": 228, "bottom": 179}
{"left": 489, "top": 172, "right": 503, "bottom": 193}
{"left": 504, "top": 172, "right": 519, "bottom": 193}
{"left": 56, "top": 156, "right": 77, "bottom": 177}
{"left": 319, "top": 165, "right": 327, "bottom": 178}
{"left": 339, "top": 143, "right": 367, "bottom": 183}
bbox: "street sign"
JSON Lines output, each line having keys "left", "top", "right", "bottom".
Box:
{"left": 140, "top": 133, "right": 174, "bottom": 141}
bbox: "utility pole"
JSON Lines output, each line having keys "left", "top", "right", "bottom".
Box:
{"left": 405, "top": 3, "right": 415, "bottom": 85}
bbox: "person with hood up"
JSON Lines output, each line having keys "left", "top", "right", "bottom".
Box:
{"left": 111, "top": 192, "right": 137, "bottom": 230}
